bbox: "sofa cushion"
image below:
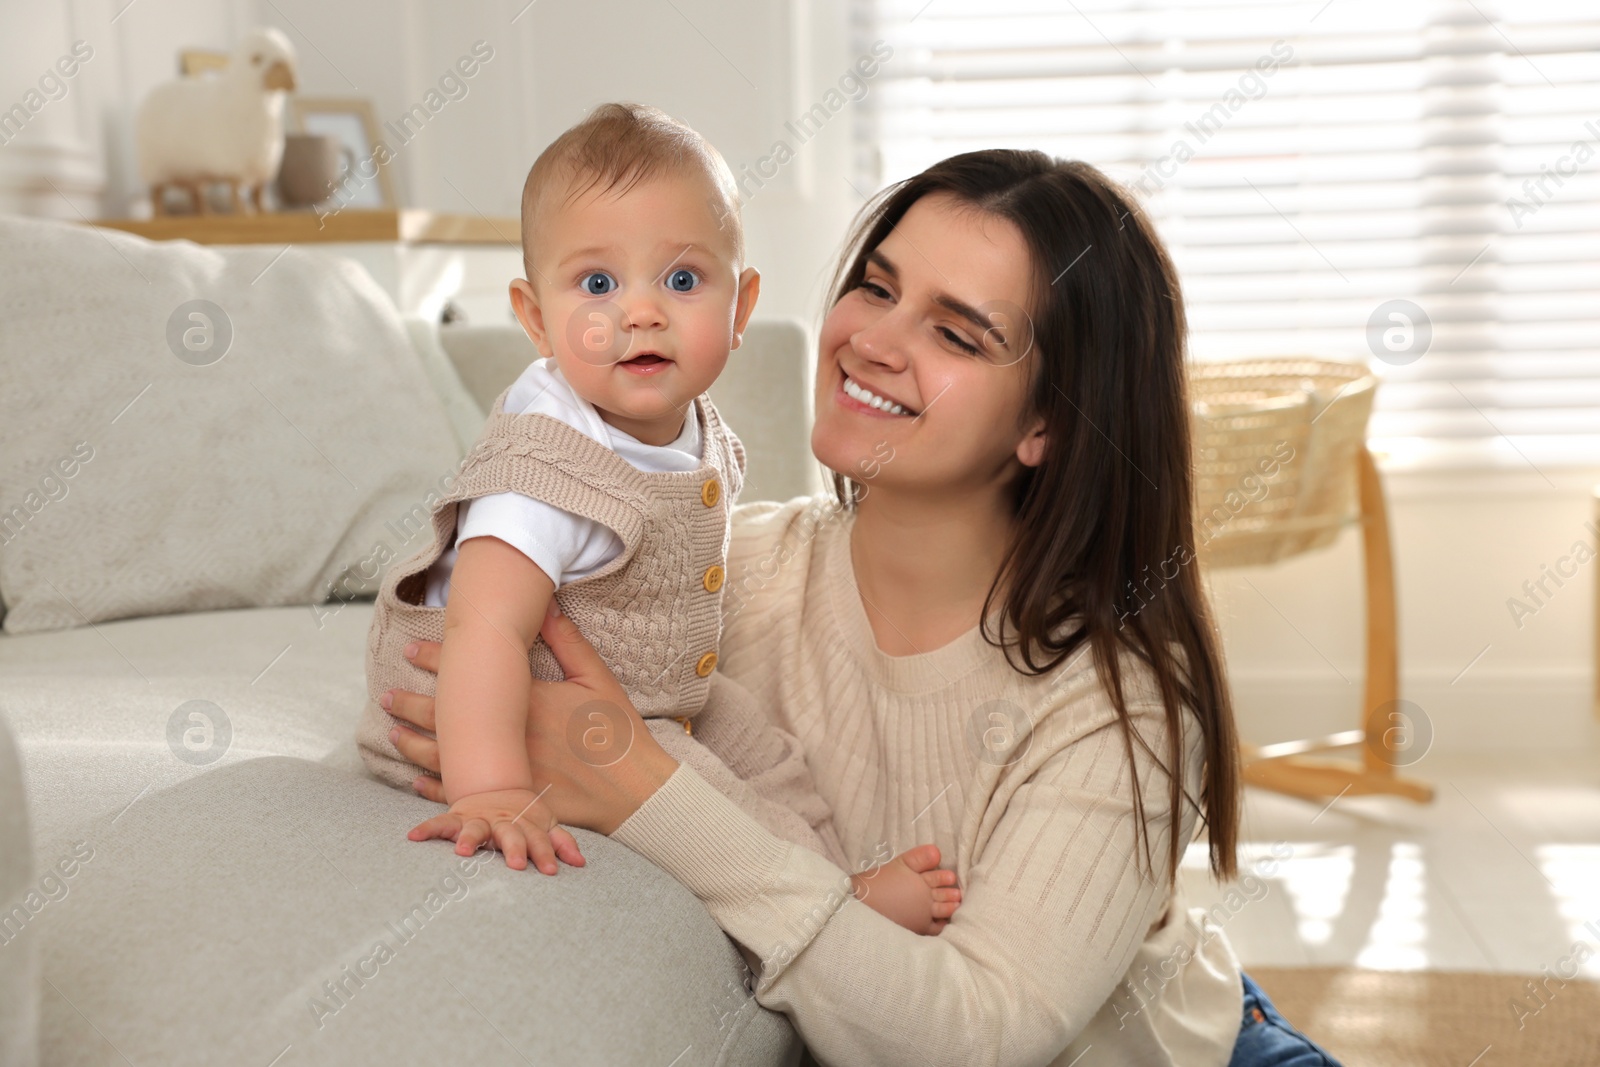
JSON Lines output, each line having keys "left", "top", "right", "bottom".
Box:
{"left": 0, "top": 215, "right": 467, "bottom": 634}
{"left": 32, "top": 755, "right": 798, "bottom": 1066}
{"left": 0, "top": 601, "right": 375, "bottom": 851}
{"left": 401, "top": 316, "right": 492, "bottom": 454}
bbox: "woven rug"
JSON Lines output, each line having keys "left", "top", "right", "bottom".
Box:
{"left": 1250, "top": 967, "right": 1600, "bottom": 1066}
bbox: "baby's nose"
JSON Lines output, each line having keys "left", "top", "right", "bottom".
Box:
{"left": 619, "top": 290, "right": 667, "bottom": 330}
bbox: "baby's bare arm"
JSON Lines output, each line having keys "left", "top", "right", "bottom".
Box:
{"left": 435, "top": 535, "right": 555, "bottom": 804}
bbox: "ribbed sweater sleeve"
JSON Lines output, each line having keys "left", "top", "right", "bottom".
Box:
{"left": 611, "top": 687, "right": 1193, "bottom": 1067}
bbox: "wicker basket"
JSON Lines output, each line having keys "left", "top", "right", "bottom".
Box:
{"left": 1190, "top": 358, "right": 1377, "bottom": 569}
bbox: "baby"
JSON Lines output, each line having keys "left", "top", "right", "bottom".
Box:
{"left": 356, "top": 103, "right": 958, "bottom": 935}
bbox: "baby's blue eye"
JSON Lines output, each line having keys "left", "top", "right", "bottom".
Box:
{"left": 666, "top": 268, "right": 699, "bottom": 293}
{"left": 581, "top": 271, "right": 616, "bottom": 296}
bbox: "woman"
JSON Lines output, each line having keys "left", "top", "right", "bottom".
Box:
{"left": 385, "top": 150, "right": 1341, "bottom": 1066}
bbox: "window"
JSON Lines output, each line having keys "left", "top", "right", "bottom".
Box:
{"left": 855, "top": 0, "right": 1600, "bottom": 468}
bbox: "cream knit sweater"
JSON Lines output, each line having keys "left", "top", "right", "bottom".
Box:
{"left": 611, "top": 495, "right": 1244, "bottom": 1067}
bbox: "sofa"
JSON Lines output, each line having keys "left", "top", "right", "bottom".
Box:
{"left": 0, "top": 214, "right": 817, "bottom": 1066}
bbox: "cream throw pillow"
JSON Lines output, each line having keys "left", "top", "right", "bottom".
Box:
{"left": 0, "top": 215, "right": 467, "bottom": 634}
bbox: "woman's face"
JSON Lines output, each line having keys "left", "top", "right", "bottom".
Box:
{"left": 811, "top": 192, "right": 1046, "bottom": 502}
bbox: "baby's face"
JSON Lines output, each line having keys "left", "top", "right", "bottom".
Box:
{"left": 514, "top": 170, "right": 756, "bottom": 445}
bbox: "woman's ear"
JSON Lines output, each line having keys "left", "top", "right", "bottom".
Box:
{"left": 1016, "top": 416, "right": 1048, "bottom": 468}
{"left": 509, "top": 278, "right": 553, "bottom": 358}
{"left": 730, "top": 267, "right": 761, "bottom": 350}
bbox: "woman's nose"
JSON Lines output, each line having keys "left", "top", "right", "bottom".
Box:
{"left": 852, "top": 313, "right": 909, "bottom": 371}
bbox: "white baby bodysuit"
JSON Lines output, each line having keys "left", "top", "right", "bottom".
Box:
{"left": 422, "top": 357, "right": 703, "bottom": 606}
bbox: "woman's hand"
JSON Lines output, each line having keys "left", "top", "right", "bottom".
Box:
{"left": 385, "top": 604, "right": 681, "bottom": 837}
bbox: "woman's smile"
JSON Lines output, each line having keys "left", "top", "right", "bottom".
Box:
{"left": 836, "top": 370, "right": 917, "bottom": 417}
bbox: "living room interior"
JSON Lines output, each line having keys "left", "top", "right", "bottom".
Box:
{"left": 2, "top": 1, "right": 1598, "bottom": 1064}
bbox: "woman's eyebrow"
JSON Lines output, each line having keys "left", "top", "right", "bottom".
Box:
{"left": 934, "top": 294, "right": 995, "bottom": 340}
{"left": 870, "top": 246, "right": 1000, "bottom": 343}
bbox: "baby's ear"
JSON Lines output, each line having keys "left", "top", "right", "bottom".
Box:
{"left": 508, "top": 278, "right": 553, "bottom": 357}
{"left": 730, "top": 266, "right": 761, "bottom": 350}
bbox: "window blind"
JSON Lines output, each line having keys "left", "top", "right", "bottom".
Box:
{"left": 852, "top": 0, "right": 1600, "bottom": 467}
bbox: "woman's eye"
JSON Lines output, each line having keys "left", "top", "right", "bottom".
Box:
{"left": 666, "top": 268, "right": 699, "bottom": 292}
{"left": 581, "top": 272, "right": 616, "bottom": 296}
{"left": 941, "top": 327, "right": 981, "bottom": 355}
{"left": 858, "top": 280, "right": 891, "bottom": 301}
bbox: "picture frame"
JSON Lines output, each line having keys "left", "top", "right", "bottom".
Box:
{"left": 178, "top": 49, "right": 229, "bottom": 77}
{"left": 287, "top": 96, "right": 398, "bottom": 210}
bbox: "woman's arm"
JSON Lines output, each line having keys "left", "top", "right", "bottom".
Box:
{"left": 387, "top": 617, "right": 1197, "bottom": 1066}
{"left": 610, "top": 713, "right": 1185, "bottom": 1066}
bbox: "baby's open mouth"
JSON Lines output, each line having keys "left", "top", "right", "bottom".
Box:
{"left": 618, "top": 351, "right": 672, "bottom": 374}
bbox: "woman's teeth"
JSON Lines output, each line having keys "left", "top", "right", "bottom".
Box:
{"left": 843, "top": 375, "right": 910, "bottom": 415}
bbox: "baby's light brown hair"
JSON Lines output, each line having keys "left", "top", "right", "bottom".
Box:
{"left": 519, "top": 102, "right": 744, "bottom": 284}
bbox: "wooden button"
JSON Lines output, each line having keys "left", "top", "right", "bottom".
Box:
{"left": 701, "top": 478, "right": 720, "bottom": 507}
{"left": 695, "top": 650, "right": 718, "bottom": 677}
{"left": 702, "top": 564, "right": 724, "bottom": 592}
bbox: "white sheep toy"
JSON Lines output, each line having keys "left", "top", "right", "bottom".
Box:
{"left": 135, "top": 27, "right": 299, "bottom": 215}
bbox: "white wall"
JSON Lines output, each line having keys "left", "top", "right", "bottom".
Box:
{"left": 1214, "top": 463, "right": 1598, "bottom": 756}
{"left": 0, "top": 0, "right": 865, "bottom": 329}
{"left": 3, "top": 0, "right": 1593, "bottom": 756}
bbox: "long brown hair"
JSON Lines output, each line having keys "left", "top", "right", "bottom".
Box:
{"left": 826, "top": 150, "right": 1240, "bottom": 883}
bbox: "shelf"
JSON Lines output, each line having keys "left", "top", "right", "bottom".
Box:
{"left": 90, "top": 209, "right": 521, "bottom": 247}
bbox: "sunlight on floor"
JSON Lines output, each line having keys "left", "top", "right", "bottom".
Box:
{"left": 1355, "top": 843, "right": 1429, "bottom": 970}
{"left": 1180, "top": 751, "right": 1600, "bottom": 974}
{"left": 1276, "top": 843, "right": 1354, "bottom": 948}
{"left": 1537, "top": 844, "right": 1600, "bottom": 979}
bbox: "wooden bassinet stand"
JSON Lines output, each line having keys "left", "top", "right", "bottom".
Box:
{"left": 1190, "top": 359, "right": 1434, "bottom": 805}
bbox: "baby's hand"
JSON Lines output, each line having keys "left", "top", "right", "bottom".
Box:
{"left": 407, "top": 788, "right": 585, "bottom": 875}
{"left": 849, "top": 844, "right": 961, "bottom": 935}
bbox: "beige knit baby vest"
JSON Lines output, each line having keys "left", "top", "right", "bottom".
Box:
{"left": 355, "top": 382, "right": 745, "bottom": 790}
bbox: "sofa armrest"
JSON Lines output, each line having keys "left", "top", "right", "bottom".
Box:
{"left": 436, "top": 322, "right": 538, "bottom": 417}
{"left": 35, "top": 756, "right": 799, "bottom": 1066}
{"left": 0, "top": 712, "right": 39, "bottom": 1067}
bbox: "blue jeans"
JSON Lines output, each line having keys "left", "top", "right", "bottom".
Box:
{"left": 1226, "top": 971, "right": 1342, "bottom": 1067}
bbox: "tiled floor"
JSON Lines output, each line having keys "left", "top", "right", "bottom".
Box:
{"left": 1178, "top": 747, "right": 1600, "bottom": 977}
